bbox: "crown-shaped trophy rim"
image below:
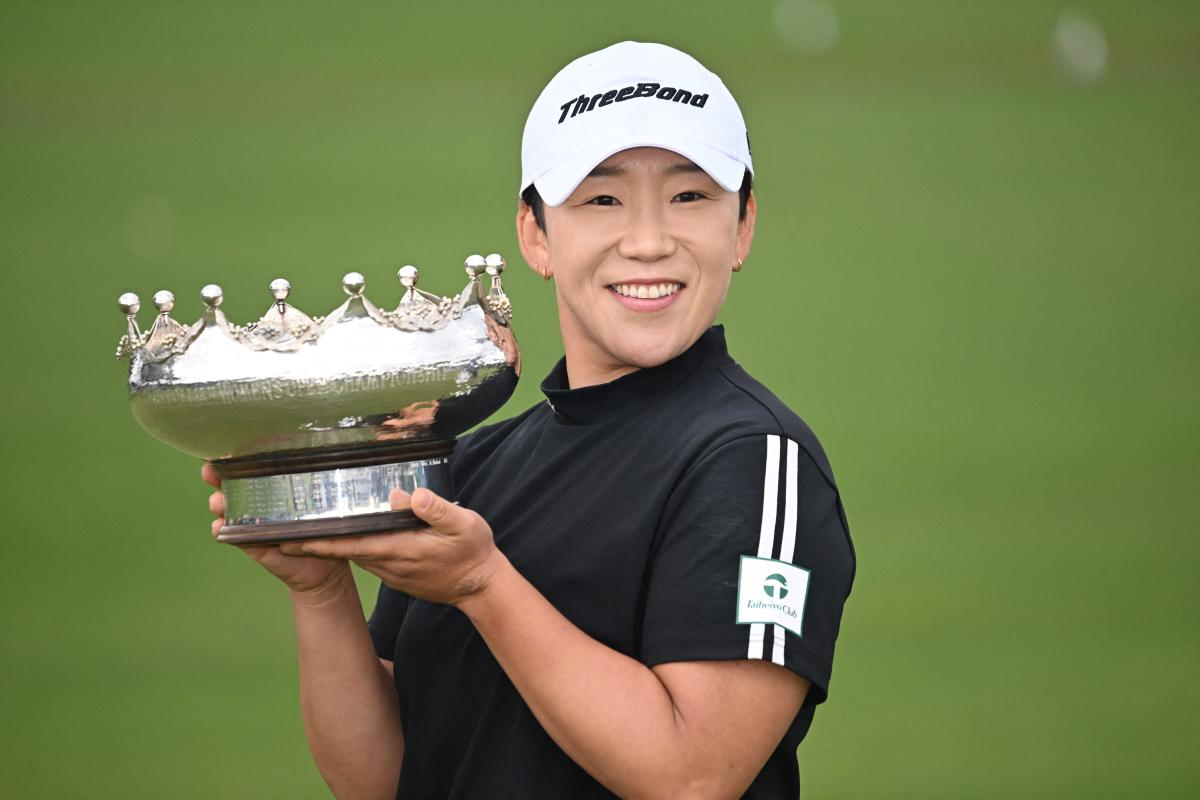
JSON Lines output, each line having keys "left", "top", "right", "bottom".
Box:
{"left": 115, "top": 252, "right": 513, "bottom": 362}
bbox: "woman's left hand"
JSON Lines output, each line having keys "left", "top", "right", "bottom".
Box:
{"left": 278, "top": 488, "right": 506, "bottom": 607}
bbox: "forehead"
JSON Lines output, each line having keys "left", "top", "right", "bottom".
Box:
{"left": 586, "top": 146, "right": 707, "bottom": 178}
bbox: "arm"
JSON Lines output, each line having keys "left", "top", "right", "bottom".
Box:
{"left": 289, "top": 574, "right": 405, "bottom": 799}
{"left": 288, "top": 489, "right": 808, "bottom": 800}
{"left": 203, "top": 465, "right": 404, "bottom": 799}
{"left": 460, "top": 554, "right": 809, "bottom": 799}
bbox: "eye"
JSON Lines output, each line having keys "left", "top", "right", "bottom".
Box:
{"left": 673, "top": 191, "right": 708, "bottom": 203}
{"left": 584, "top": 195, "right": 620, "bottom": 206}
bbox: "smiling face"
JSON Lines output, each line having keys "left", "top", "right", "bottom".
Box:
{"left": 517, "top": 147, "right": 756, "bottom": 388}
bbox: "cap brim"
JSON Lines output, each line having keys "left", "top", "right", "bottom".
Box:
{"left": 531, "top": 132, "right": 748, "bottom": 207}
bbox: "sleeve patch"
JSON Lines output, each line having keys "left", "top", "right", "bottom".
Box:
{"left": 736, "top": 555, "right": 811, "bottom": 638}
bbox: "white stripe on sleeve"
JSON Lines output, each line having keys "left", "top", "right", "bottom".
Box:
{"left": 748, "top": 434, "right": 780, "bottom": 660}
{"left": 771, "top": 438, "right": 800, "bottom": 666}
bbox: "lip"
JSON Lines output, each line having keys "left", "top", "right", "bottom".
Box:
{"left": 605, "top": 280, "right": 685, "bottom": 312}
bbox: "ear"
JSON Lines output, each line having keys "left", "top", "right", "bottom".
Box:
{"left": 516, "top": 201, "right": 552, "bottom": 279}
{"left": 735, "top": 190, "right": 757, "bottom": 265}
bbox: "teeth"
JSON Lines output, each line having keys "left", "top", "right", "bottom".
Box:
{"left": 610, "top": 282, "right": 681, "bottom": 299}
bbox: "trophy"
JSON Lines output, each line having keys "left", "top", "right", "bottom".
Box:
{"left": 115, "top": 254, "right": 519, "bottom": 545}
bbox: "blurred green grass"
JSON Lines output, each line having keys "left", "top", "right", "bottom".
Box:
{"left": 1, "top": 0, "right": 1197, "bottom": 796}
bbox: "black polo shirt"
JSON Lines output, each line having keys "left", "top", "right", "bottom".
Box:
{"left": 368, "top": 325, "right": 855, "bottom": 799}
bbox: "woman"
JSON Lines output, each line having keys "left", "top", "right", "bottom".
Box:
{"left": 204, "top": 41, "right": 854, "bottom": 799}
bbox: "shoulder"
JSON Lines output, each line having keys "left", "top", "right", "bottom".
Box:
{"left": 675, "top": 356, "right": 839, "bottom": 490}
{"left": 449, "top": 400, "right": 547, "bottom": 482}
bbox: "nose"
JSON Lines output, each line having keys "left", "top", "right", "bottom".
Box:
{"left": 616, "top": 202, "right": 676, "bottom": 263}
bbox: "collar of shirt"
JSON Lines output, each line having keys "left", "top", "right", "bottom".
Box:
{"left": 538, "top": 325, "right": 731, "bottom": 425}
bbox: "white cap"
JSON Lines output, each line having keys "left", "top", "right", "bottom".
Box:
{"left": 520, "top": 41, "right": 753, "bottom": 207}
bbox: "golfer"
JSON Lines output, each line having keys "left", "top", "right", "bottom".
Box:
{"left": 204, "top": 41, "right": 855, "bottom": 799}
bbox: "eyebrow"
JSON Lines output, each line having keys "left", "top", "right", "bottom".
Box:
{"left": 585, "top": 162, "right": 705, "bottom": 178}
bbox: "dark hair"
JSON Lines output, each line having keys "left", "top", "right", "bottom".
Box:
{"left": 521, "top": 168, "right": 753, "bottom": 232}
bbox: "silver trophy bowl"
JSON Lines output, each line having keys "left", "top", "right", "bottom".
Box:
{"left": 115, "top": 254, "right": 519, "bottom": 544}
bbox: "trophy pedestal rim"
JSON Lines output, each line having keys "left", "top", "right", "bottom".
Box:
{"left": 217, "top": 508, "right": 427, "bottom": 545}
{"left": 211, "top": 438, "right": 456, "bottom": 479}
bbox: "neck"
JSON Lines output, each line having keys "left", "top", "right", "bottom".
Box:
{"left": 562, "top": 340, "right": 641, "bottom": 390}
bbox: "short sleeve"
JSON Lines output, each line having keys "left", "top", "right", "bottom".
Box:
{"left": 367, "top": 583, "right": 410, "bottom": 661}
{"left": 640, "top": 433, "right": 855, "bottom": 705}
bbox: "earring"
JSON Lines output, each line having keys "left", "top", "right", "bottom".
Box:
{"left": 732, "top": 257, "right": 744, "bottom": 272}
{"left": 541, "top": 264, "right": 552, "bottom": 281}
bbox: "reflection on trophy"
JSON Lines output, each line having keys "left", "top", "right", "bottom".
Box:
{"left": 115, "top": 254, "right": 519, "bottom": 545}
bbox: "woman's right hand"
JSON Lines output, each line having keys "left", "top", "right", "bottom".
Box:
{"left": 203, "top": 462, "right": 353, "bottom": 598}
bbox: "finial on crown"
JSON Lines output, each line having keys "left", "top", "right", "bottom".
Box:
{"left": 484, "top": 253, "right": 505, "bottom": 276}
{"left": 342, "top": 272, "right": 365, "bottom": 296}
{"left": 397, "top": 265, "right": 424, "bottom": 306}
{"left": 252, "top": 277, "right": 319, "bottom": 350}
{"left": 270, "top": 278, "right": 291, "bottom": 302}
{"left": 200, "top": 284, "right": 223, "bottom": 309}
{"left": 143, "top": 289, "right": 190, "bottom": 360}
{"left": 484, "top": 253, "right": 512, "bottom": 323}
{"left": 118, "top": 292, "right": 141, "bottom": 317}
{"left": 153, "top": 290, "right": 176, "bottom": 314}
{"left": 465, "top": 254, "right": 486, "bottom": 281}
{"left": 115, "top": 292, "right": 145, "bottom": 359}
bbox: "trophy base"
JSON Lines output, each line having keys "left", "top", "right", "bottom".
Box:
{"left": 217, "top": 509, "right": 429, "bottom": 545}
{"left": 211, "top": 439, "right": 454, "bottom": 545}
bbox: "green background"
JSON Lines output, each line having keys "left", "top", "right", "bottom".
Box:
{"left": 2, "top": 0, "right": 1196, "bottom": 796}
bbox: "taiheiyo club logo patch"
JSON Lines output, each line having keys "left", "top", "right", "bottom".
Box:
{"left": 736, "top": 556, "right": 810, "bottom": 638}
{"left": 557, "top": 81, "right": 709, "bottom": 124}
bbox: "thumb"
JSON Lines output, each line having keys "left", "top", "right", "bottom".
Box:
{"left": 388, "top": 488, "right": 413, "bottom": 511}
{"left": 410, "top": 487, "right": 464, "bottom": 531}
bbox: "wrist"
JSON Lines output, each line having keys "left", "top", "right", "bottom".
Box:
{"left": 287, "top": 565, "right": 359, "bottom": 610}
{"left": 455, "top": 548, "right": 514, "bottom": 618}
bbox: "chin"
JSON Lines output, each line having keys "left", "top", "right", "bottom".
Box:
{"left": 613, "top": 331, "right": 688, "bottom": 369}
